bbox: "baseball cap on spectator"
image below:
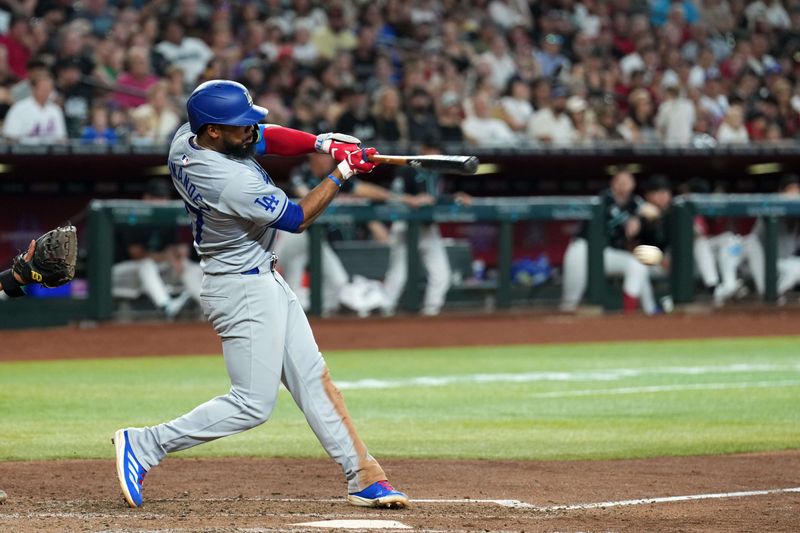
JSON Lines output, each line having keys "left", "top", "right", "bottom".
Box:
{"left": 441, "top": 91, "right": 460, "bottom": 107}
{"left": 544, "top": 34, "right": 563, "bottom": 46}
{"left": 566, "top": 96, "right": 587, "bottom": 113}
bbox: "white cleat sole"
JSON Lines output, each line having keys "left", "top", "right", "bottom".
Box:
{"left": 113, "top": 429, "right": 139, "bottom": 508}
{"left": 347, "top": 494, "right": 410, "bottom": 508}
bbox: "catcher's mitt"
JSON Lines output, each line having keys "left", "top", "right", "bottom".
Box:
{"left": 13, "top": 225, "right": 77, "bottom": 287}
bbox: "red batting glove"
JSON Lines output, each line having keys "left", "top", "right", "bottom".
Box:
{"left": 346, "top": 147, "right": 377, "bottom": 173}
{"left": 337, "top": 148, "right": 379, "bottom": 179}
{"left": 315, "top": 132, "right": 361, "bottom": 162}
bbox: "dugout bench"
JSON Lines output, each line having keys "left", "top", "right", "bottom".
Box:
{"left": 84, "top": 198, "right": 606, "bottom": 320}
{"left": 670, "top": 194, "right": 800, "bottom": 304}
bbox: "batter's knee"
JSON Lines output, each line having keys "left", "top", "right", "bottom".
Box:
{"left": 230, "top": 390, "right": 275, "bottom": 428}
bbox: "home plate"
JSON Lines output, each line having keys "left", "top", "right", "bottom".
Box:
{"left": 292, "top": 519, "right": 411, "bottom": 529}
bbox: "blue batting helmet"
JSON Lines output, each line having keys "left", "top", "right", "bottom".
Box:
{"left": 186, "top": 80, "right": 268, "bottom": 133}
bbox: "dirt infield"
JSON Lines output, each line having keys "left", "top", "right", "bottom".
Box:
{"left": 1, "top": 310, "right": 799, "bottom": 531}
{"left": 2, "top": 308, "right": 800, "bottom": 361}
{"left": 1, "top": 453, "right": 798, "bottom": 532}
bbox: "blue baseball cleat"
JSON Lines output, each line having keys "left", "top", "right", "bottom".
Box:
{"left": 113, "top": 429, "right": 148, "bottom": 508}
{"left": 347, "top": 480, "right": 409, "bottom": 508}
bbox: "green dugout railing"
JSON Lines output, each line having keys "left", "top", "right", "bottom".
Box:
{"left": 671, "top": 194, "right": 800, "bottom": 304}
{"left": 86, "top": 198, "right": 605, "bottom": 320}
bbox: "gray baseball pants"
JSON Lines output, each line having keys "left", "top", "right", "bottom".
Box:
{"left": 126, "top": 268, "right": 386, "bottom": 493}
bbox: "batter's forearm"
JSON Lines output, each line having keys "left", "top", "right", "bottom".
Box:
{"left": 296, "top": 169, "right": 343, "bottom": 232}
{"left": 258, "top": 125, "right": 317, "bottom": 156}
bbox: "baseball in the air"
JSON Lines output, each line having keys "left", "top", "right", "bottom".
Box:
{"left": 633, "top": 245, "right": 663, "bottom": 266}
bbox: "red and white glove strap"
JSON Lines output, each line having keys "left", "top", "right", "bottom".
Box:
{"left": 315, "top": 132, "right": 361, "bottom": 154}
{"left": 337, "top": 148, "right": 378, "bottom": 180}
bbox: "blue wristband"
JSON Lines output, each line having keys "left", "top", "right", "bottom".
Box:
{"left": 327, "top": 174, "right": 342, "bottom": 188}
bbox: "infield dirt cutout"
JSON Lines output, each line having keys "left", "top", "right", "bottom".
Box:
{"left": 1, "top": 310, "right": 799, "bottom": 531}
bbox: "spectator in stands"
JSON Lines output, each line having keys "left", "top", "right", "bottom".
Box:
{"left": 656, "top": 83, "right": 696, "bottom": 146}
{"left": 437, "top": 90, "right": 465, "bottom": 143}
{"left": 500, "top": 77, "right": 534, "bottom": 136}
{"left": 291, "top": 19, "right": 319, "bottom": 66}
{"left": 561, "top": 170, "right": 660, "bottom": 315}
{"left": 129, "top": 80, "right": 181, "bottom": 144}
{"left": 54, "top": 57, "right": 94, "bottom": 139}
{"left": 113, "top": 46, "right": 159, "bottom": 110}
{"left": 0, "top": 13, "right": 32, "bottom": 80}
{"left": 596, "top": 104, "right": 626, "bottom": 141}
{"left": 462, "top": 92, "right": 516, "bottom": 146}
{"left": 527, "top": 85, "right": 575, "bottom": 145}
{"left": 535, "top": 33, "right": 570, "bottom": 80}
{"left": 716, "top": 104, "right": 749, "bottom": 144}
{"left": 112, "top": 178, "right": 200, "bottom": 318}
{"left": 93, "top": 38, "right": 126, "bottom": 87}
{"left": 489, "top": 0, "right": 533, "bottom": 30}
{"left": 0, "top": 43, "right": 17, "bottom": 87}
{"left": 2, "top": 70, "right": 66, "bottom": 145}
{"left": 479, "top": 34, "right": 516, "bottom": 91}
{"left": 372, "top": 86, "right": 408, "bottom": 142}
{"left": 2, "top": 0, "right": 800, "bottom": 149}
{"left": 154, "top": 19, "right": 213, "bottom": 87}
{"left": 81, "top": 103, "right": 117, "bottom": 145}
{"left": 619, "top": 88, "right": 658, "bottom": 143}
{"left": 312, "top": 3, "right": 357, "bottom": 61}
{"left": 566, "top": 95, "right": 603, "bottom": 145}
{"left": 334, "top": 83, "right": 377, "bottom": 142}
{"left": 173, "top": 0, "right": 212, "bottom": 40}
{"left": 406, "top": 87, "right": 439, "bottom": 142}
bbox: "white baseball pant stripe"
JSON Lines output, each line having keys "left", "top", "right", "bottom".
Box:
{"left": 383, "top": 222, "right": 451, "bottom": 313}
{"left": 127, "top": 270, "right": 386, "bottom": 492}
{"left": 561, "top": 238, "right": 656, "bottom": 314}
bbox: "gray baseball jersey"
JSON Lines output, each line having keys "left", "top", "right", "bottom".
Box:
{"left": 167, "top": 123, "right": 289, "bottom": 274}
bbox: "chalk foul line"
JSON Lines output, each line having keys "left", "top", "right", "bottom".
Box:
{"left": 541, "top": 486, "right": 800, "bottom": 511}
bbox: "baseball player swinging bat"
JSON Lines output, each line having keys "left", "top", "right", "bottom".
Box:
{"left": 367, "top": 153, "right": 480, "bottom": 175}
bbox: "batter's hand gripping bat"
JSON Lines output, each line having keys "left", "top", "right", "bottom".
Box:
{"left": 367, "top": 153, "right": 480, "bottom": 175}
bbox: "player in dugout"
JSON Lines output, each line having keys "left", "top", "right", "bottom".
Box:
{"left": 112, "top": 80, "right": 409, "bottom": 510}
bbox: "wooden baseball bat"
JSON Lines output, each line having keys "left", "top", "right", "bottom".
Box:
{"left": 367, "top": 154, "right": 480, "bottom": 175}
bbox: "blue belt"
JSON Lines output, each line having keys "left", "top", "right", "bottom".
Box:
{"left": 241, "top": 255, "right": 278, "bottom": 275}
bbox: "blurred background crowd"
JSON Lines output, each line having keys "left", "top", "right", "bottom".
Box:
{"left": 2, "top": 0, "right": 800, "bottom": 148}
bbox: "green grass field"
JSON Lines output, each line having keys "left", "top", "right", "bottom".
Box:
{"left": 1, "top": 336, "right": 799, "bottom": 462}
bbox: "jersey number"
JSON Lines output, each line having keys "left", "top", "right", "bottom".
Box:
{"left": 184, "top": 202, "right": 205, "bottom": 244}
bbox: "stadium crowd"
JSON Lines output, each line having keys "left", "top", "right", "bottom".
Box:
{"left": 1, "top": 0, "right": 800, "bottom": 147}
